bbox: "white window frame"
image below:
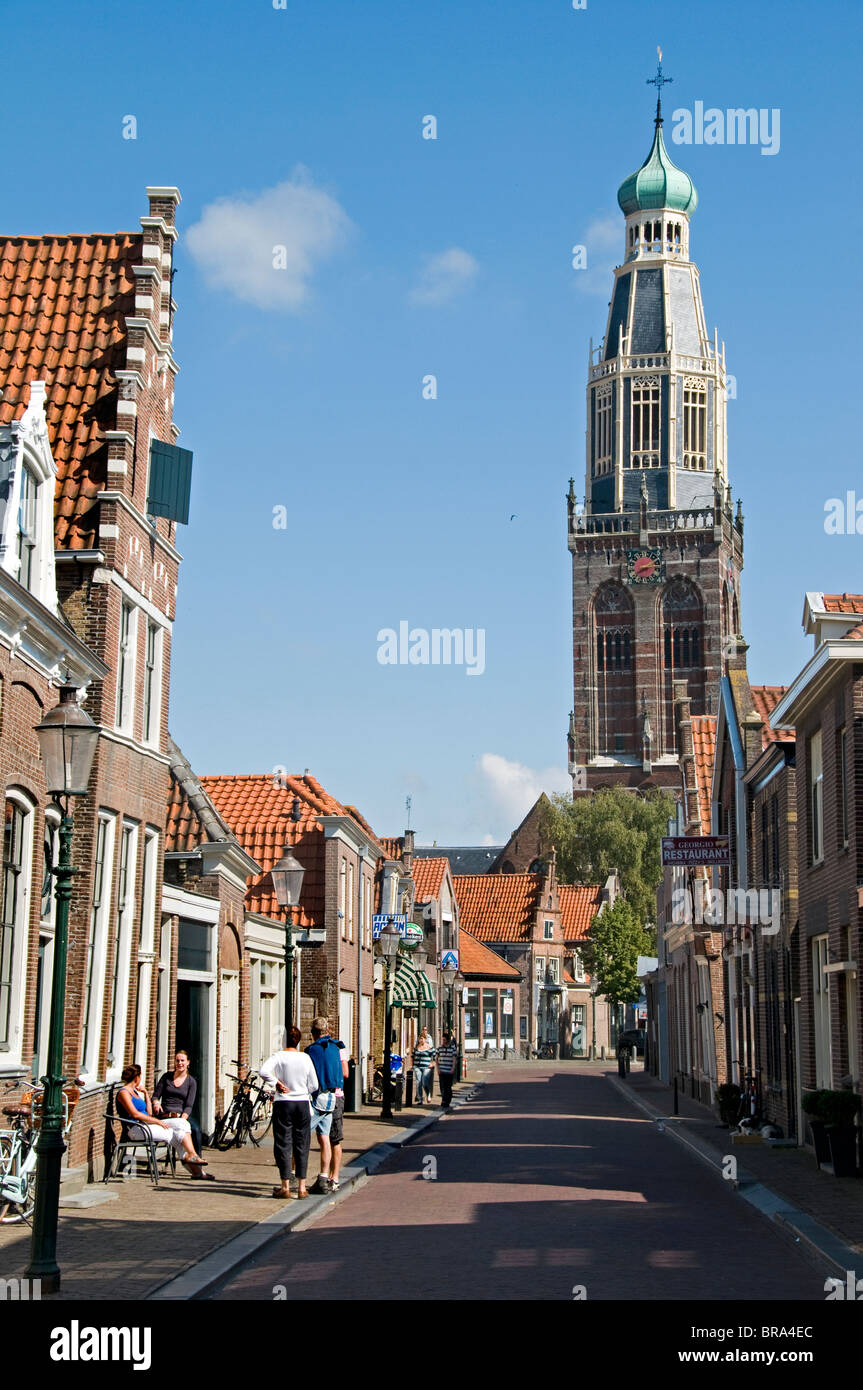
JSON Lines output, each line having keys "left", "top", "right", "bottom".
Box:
{"left": 106, "top": 820, "right": 139, "bottom": 1080}
{"left": 535, "top": 955, "right": 545, "bottom": 983}
{"left": 34, "top": 808, "right": 62, "bottom": 1079}
{"left": 631, "top": 379, "right": 661, "bottom": 468}
{"left": 810, "top": 729, "right": 824, "bottom": 866}
{"left": 81, "top": 812, "right": 117, "bottom": 1081}
{"left": 0, "top": 792, "right": 36, "bottom": 1069}
{"left": 133, "top": 826, "right": 160, "bottom": 1073}
{"left": 339, "top": 858, "right": 347, "bottom": 939}
{"left": 347, "top": 862, "right": 354, "bottom": 944}
{"left": 812, "top": 934, "right": 832, "bottom": 1089}
{"left": 595, "top": 387, "right": 613, "bottom": 476}
{"left": 141, "top": 619, "right": 163, "bottom": 748}
{"left": 116, "top": 600, "right": 138, "bottom": 734}
{"left": 16, "top": 462, "right": 39, "bottom": 595}
{"left": 682, "top": 386, "right": 707, "bottom": 470}
{"left": 543, "top": 919, "right": 554, "bottom": 940}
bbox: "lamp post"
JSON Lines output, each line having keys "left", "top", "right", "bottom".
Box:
{"left": 271, "top": 842, "right": 305, "bottom": 1034}
{"left": 440, "top": 961, "right": 457, "bottom": 1034}
{"left": 27, "top": 678, "right": 100, "bottom": 1293}
{"left": 376, "top": 921, "right": 400, "bottom": 1120}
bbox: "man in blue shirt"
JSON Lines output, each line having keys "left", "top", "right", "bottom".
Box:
{"left": 306, "top": 1016, "right": 348, "bottom": 1194}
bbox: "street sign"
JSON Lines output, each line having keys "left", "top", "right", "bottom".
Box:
{"left": 502, "top": 997, "right": 513, "bottom": 1015}
{"left": 441, "top": 949, "right": 459, "bottom": 971}
{"left": 403, "top": 924, "right": 424, "bottom": 949}
{"left": 372, "top": 914, "right": 408, "bottom": 940}
{"left": 661, "top": 835, "right": 729, "bottom": 867}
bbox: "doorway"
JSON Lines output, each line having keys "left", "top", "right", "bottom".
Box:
{"left": 176, "top": 980, "right": 211, "bottom": 1133}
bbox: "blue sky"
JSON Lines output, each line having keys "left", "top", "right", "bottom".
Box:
{"left": 9, "top": 0, "right": 863, "bottom": 843}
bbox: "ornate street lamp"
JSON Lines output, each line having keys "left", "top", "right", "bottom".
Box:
{"left": 26, "top": 678, "right": 100, "bottom": 1293}
{"left": 440, "top": 959, "right": 457, "bottom": 1034}
{"left": 376, "top": 920, "right": 401, "bottom": 1120}
{"left": 271, "top": 840, "right": 305, "bottom": 1033}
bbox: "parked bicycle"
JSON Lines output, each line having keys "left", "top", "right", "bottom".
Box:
{"left": 532, "top": 1041, "right": 556, "bottom": 1060}
{"left": 210, "top": 1063, "right": 274, "bottom": 1150}
{"left": 737, "top": 1069, "right": 760, "bottom": 1125}
{"left": 0, "top": 1084, "right": 72, "bottom": 1223}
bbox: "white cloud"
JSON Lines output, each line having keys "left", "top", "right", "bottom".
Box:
{"left": 477, "top": 753, "right": 570, "bottom": 831}
{"left": 408, "top": 247, "right": 479, "bottom": 307}
{"left": 573, "top": 214, "right": 620, "bottom": 296}
{"left": 185, "top": 168, "right": 353, "bottom": 311}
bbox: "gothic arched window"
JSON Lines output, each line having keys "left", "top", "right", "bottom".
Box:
{"left": 661, "top": 578, "right": 706, "bottom": 754}
{"left": 593, "top": 583, "right": 637, "bottom": 760}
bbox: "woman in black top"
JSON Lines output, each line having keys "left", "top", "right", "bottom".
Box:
{"left": 153, "top": 1050, "right": 207, "bottom": 1174}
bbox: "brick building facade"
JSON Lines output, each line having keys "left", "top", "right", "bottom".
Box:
{"left": 0, "top": 188, "right": 195, "bottom": 1170}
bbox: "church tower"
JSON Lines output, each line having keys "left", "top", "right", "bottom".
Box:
{"left": 567, "top": 65, "right": 744, "bottom": 793}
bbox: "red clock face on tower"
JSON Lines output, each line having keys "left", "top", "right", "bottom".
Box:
{"left": 627, "top": 548, "right": 664, "bottom": 584}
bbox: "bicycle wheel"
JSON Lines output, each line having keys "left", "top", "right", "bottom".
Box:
{"left": 0, "top": 1140, "right": 36, "bottom": 1225}
{"left": 212, "top": 1096, "right": 245, "bottom": 1150}
{"left": 249, "top": 1092, "right": 273, "bottom": 1146}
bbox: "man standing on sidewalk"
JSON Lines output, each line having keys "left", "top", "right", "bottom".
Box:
{"left": 436, "top": 1030, "right": 458, "bottom": 1108}
{"left": 307, "top": 1017, "right": 349, "bottom": 1194}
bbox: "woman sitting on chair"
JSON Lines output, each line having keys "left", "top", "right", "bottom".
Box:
{"left": 116, "top": 1064, "right": 214, "bottom": 1180}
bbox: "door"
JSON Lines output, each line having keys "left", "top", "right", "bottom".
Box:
{"left": 176, "top": 980, "right": 210, "bottom": 1132}
{"left": 219, "top": 971, "right": 240, "bottom": 1114}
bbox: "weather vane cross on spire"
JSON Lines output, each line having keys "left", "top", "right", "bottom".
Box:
{"left": 646, "top": 45, "right": 673, "bottom": 124}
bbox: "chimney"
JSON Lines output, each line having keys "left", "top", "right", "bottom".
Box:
{"left": 403, "top": 829, "right": 414, "bottom": 874}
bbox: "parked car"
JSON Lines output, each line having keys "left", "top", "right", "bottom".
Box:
{"left": 619, "top": 1028, "right": 645, "bottom": 1057}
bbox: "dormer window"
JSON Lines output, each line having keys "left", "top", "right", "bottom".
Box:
{"left": 16, "top": 464, "right": 38, "bottom": 593}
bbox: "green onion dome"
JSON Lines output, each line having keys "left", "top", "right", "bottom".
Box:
{"left": 617, "top": 121, "right": 697, "bottom": 216}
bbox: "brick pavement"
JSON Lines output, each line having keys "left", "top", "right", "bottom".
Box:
{"left": 211, "top": 1062, "right": 822, "bottom": 1301}
{"left": 622, "top": 1065, "right": 863, "bottom": 1257}
{"left": 0, "top": 1096, "right": 455, "bottom": 1301}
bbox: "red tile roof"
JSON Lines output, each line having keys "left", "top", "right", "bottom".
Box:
{"left": 379, "top": 837, "right": 403, "bottom": 860}
{"left": 691, "top": 715, "right": 717, "bottom": 834}
{"left": 822, "top": 594, "right": 863, "bottom": 614}
{"left": 558, "top": 884, "right": 602, "bottom": 942}
{"left": 411, "top": 856, "right": 448, "bottom": 902}
{"left": 0, "top": 233, "right": 142, "bottom": 549}
{"left": 458, "top": 930, "right": 521, "bottom": 980}
{"left": 750, "top": 684, "right": 794, "bottom": 746}
{"left": 200, "top": 773, "right": 380, "bottom": 924}
{"left": 453, "top": 872, "right": 538, "bottom": 942}
{"left": 842, "top": 620, "right": 863, "bottom": 640}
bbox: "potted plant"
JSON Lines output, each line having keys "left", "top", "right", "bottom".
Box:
{"left": 717, "top": 1083, "right": 741, "bottom": 1128}
{"left": 821, "top": 1089, "right": 861, "bottom": 1178}
{"left": 802, "top": 1090, "right": 832, "bottom": 1166}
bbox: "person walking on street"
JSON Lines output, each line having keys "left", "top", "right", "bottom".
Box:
{"left": 260, "top": 1026, "right": 319, "bottom": 1200}
{"left": 306, "top": 1017, "right": 345, "bottom": 1194}
{"left": 412, "top": 1026, "right": 436, "bottom": 1104}
{"left": 436, "top": 1029, "right": 458, "bottom": 1108}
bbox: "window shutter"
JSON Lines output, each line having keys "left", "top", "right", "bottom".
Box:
{"left": 147, "top": 440, "right": 193, "bottom": 524}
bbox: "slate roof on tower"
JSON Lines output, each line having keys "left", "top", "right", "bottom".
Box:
{"left": 0, "top": 232, "right": 143, "bottom": 549}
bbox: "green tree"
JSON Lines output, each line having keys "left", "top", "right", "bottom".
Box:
{"left": 541, "top": 786, "right": 674, "bottom": 927}
{"left": 583, "top": 898, "right": 653, "bottom": 1007}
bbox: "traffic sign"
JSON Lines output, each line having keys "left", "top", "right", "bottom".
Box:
{"left": 441, "top": 950, "right": 459, "bottom": 971}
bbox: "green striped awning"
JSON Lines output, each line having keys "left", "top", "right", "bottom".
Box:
{"left": 392, "top": 956, "right": 436, "bottom": 1008}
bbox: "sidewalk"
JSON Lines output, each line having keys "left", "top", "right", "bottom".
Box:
{"left": 0, "top": 1093, "right": 468, "bottom": 1301}
{"left": 616, "top": 1064, "right": 863, "bottom": 1262}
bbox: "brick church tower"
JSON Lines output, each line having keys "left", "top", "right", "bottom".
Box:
{"left": 567, "top": 72, "right": 744, "bottom": 794}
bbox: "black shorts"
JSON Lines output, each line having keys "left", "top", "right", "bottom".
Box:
{"left": 329, "top": 1095, "right": 345, "bottom": 1145}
